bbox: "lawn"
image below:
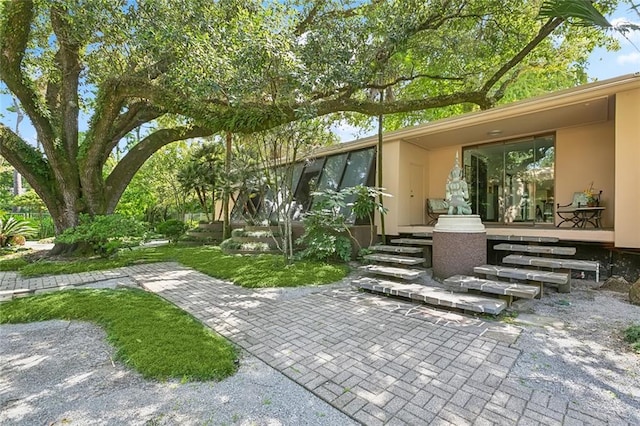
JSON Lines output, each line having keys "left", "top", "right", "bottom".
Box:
{"left": 0, "top": 288, "right": 238, "bottom": 381}
{"left": 0, "top": 245, "right": 349, "bottom": 287}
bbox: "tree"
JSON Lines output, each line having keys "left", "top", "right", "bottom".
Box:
{"left": 177, "top": 141, "right": 224, "bottom": 223}
{"left": 0, "top": 0, "right": 627, "bottom": 247}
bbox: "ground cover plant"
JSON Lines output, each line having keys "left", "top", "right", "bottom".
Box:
{"left": 624, "top": 324, "right": 640, "bottom": 352}
{"left": 0, "top": 288, "right": 238, "bottom": 381}
{"left": 0, "top": 245, "right": 348, "bottom": 287}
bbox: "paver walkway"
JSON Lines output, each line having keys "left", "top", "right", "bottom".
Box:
{"left": 2, "top": 262, "right": 636, "bottom": 425}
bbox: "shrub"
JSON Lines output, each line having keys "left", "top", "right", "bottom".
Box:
{"left": 296, "top": 204, "right": 352, "bottom": 263}
{"left": 156, "top": 219, "right": 188, "bottom": 243}
{"left": 0, "top": 216, "right": 37, "bottom": 247}
{"left": 55, "top": 214, "right": 147, "bottom": 256}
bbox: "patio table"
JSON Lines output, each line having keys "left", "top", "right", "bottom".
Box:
{"left": 556, "top": 206, "right": 605, "bottom": 228}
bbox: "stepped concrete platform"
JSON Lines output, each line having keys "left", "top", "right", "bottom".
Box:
{"left": 363, "top": 253, "right": 425, "bottom": 265}
{"left": 443, "top": 275, "right": 540, "bottom": 301}
{"left": 502, "top": 255, "right": 600, "bottom": 282}
{"left": 355, "top": 277, "right": 507, "bottom": 315}
{"left": 390, "top": 238, "right": 433, "bottom": 246}
{"left": 488, "top": 235, "right": 559, "bottom": 243}
{"left": 474, "top": 265, "right": 570, "bottom": 294}
{"left": 494, "top": 243, "right": 576, "bottom": 256}
{"left": 359, "top": 264, "right": 425, "bottom": 280}
{"left": 369, "top": 244, "right": 423, "bottom": 254}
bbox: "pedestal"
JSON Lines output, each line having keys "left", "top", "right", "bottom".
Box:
{"left": 432, "top": 215, "right": 486, "bottom": 280}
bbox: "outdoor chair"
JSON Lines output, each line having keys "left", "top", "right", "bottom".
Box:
{"left": 556, "top": 190, "right": 604, "bottom": 228}
{"left": 426, "top": 198, "right": 448, "bottom": 225}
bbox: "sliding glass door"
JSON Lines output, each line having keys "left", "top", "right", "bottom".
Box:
{"left": 463, "top": 135, "right": 555, "bottom": 224}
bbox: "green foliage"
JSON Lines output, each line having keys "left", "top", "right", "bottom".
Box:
{"left": 624, "top": 324, "right": 640, "bottom": 352}
{"left": 156, "top": 219, "right": 187, "bottom": 244}
{"left": 12, "top": 189, "right": 46, "bottom": 213}
{"left": 297, "top": 185, "right": 390, "bottom": 261}
{"left": 297, "top": 194, "right": 353, "bottom": 263}
{"left": 0, "top": 288, "right": 238, "bottom": 381}
{"left": 55, "top": 214, "right": 147, "bottom": 256}
{"left": 178, "top": 141, "right": 225, "bottom": 222}
{"left": 0, "top": 215, "right": 37, "bottom": 247}
{"left": 32, "top": 215, "right": 55, "bottom": 239}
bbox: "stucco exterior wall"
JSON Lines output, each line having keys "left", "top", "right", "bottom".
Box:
{"left": 556, "top": 121, "right": 615, "bottom": 228}
{"left": 427, "top": 146, "right": 462, "bottom": 198}
{"left": 377, "top": 140, "right": 401, "bottom": 235}
{"left": 615, "top": 87, "right": 640, "bottom": 248}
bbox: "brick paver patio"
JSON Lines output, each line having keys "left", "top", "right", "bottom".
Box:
{"left": 1, "top": 262, "right": 636, "bottom": 425}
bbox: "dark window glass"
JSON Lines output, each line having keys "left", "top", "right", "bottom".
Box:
{"left": 294, "top": 158, "right": 325, "bottom": 211}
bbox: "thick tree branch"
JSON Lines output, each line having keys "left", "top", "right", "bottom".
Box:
{"left": 481, "top": 17, "right": 565, "bottom": 94}
{"left": 50, "top": 5, "right": 82, "bottom": 164}
{"left": 103, "top": 103, "right": 166, "bottom": 164}
{"left": 0, "top": 0, "right": 57, "bottom": 149}
{"left": 104, "top": 126, "right": 214, "bottom": 212}
{"left": 0, "top": 125, "right": 60, "bottom": 214}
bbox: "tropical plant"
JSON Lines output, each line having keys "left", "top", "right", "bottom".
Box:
{"left": 178, "top": 141, "right": 224, "bottom": 223}
{"left": 0, "top": 215, "right": 36, "bottom": 247}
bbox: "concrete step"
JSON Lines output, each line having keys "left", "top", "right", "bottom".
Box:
{"left": 502, "top": 255, "right": 600, "bottom": 281}
{"left": 488, "top": 235, "right": 559, "bottom": 243}
{"left": 443, "top": 275, "right": 540, "bottom": 299}
{"left": 364, "top": 253, "right": 425, "bottom": 265}
{"left": 359, "top": 265, "right": 425, "bottom": 281}
{"left": 369, "top": 245, "right": 423, "bottom": 254}
{"left": 390, "top": 238, "right": 433, "bottom": 246}
{"left": 493, "top": 243, "right": 576, "bottom": 256}
{"left": 354, "top": 277, "right": 507, "bottom": 315}
{"left": 474, "top": 265, "right": 569, "bottom": 285}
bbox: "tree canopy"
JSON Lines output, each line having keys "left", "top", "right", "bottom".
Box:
{"left": 0, "top": 0, "right": 628, "bottom": 235}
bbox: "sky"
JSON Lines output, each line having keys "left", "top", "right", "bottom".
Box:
{"left": 1, "top": 3, "right": 639, "bottom": 146}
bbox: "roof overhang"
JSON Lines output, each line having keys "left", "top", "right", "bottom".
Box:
{"left": 317, "top": 72, "right": 640, "bottom": 155}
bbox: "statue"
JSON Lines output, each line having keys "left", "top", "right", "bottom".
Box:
{"left": 445, "top": 152, "right": 472, "bottom": 215}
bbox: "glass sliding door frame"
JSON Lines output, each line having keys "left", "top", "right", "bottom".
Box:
{"left": 463, "top": 134, "right": 555, "bottom": 225}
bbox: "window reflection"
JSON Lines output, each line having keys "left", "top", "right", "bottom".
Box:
{"left": 464, "top": 135, "right": 555, "bottom": 224}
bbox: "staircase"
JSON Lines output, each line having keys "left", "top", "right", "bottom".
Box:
{"left": 220, "top": 226, "right": 281, "bottom": 254}
{"left": 355, "top": 234, "right": 602, "bottom": 316}
{"left": 355, "top": 236, "right": 511, "bottom": 315}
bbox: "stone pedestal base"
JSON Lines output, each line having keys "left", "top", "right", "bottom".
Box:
{"left": 433, "top": 215, "right": 486, "bottom": 280}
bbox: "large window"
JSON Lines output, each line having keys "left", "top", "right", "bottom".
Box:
{"left": 463, "top": 135, "right": 555, "bottom": 224}
{"left": 232, "top": 147, "right": 376, "bottom": 224}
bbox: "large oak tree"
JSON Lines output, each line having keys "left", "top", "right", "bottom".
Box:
{"left": 0, "top": 0, "right": 623, "bottom": 238}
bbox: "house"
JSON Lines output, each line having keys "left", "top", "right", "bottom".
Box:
{"left": 233, "top": 73, "right": 640, "bottom": 276}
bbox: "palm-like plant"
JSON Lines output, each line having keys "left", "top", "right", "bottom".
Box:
{"left": 0, "top": 216, "right": 37, "bottom": 247}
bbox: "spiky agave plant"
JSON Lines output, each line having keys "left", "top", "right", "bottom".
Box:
{"left": 0, "top": 216, "right": 37, "bottom": 247}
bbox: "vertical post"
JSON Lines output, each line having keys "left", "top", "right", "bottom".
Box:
{"left": 377, "top": 90, "right": 386, "bottom": 244}
{"left": 223, "top": 132, "right": 232, "bottom": 239}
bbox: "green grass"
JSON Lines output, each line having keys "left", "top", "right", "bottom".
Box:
{"left": 0, "top": 288, "right": 237, "bottom": 381}
{"left": 0, "top": 245, "right": 349, "bottom": 287}
{"left": 624, "top": 324, "right": 640, "bottom": 353}
{"left": 146, "top": 245, "right": 349, "bottom": 288}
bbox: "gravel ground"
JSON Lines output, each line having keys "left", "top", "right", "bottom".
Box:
{"left": 0, "top": 320, "right": 357, "bottom": 426}
{"left": 507, "top": 282, "right": 640, "bottom": 423}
